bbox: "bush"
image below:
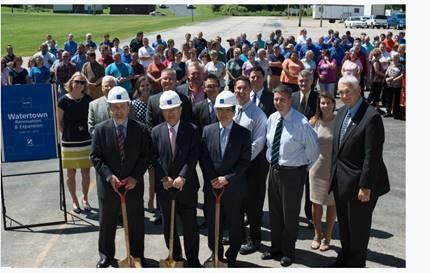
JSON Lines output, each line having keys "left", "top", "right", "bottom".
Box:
{"left": 219, "top": 5, "right": 248, "bottom": 16}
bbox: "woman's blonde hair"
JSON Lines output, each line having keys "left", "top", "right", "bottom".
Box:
{"left": 65, "top": 72, "right": 88, "bottom": 94}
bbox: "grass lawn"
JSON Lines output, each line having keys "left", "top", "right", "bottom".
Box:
{"left": 1, "top": 5, "right": 222, "bottom": 56}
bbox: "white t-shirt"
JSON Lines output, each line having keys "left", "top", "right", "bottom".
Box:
{"left": 205, "top": 61, "right": 226, "bottom": 88}
{"left": 138, "top": 46, "right": 155, "bottom": 69}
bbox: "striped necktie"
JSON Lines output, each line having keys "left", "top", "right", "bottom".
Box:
{"left": 271, "top": 116, "right": 284, "bottom": 166}
{"left": 340, "top": 112, "right": 352, "bottom": 142}
{"left": 117, "top": 125, "right": 125, "bottom": 161}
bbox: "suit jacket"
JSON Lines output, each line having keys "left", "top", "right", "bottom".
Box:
{"left": 88, "top": 96, "right": 135, "bottom": 135}
{"left": 151, "top": 121, "right": 200, "bottom": 195}
{"left": 146, "top": 90, "right": 192, "bottom": 129}
{"left": 192, "top": 99, "right": 217, "bottom": 136}
{"left": 200, "top": 122, "right": 251, "bottom": 198}
{"left": 176, "top": 82, "right": 190, "bottom": 98}
{"left": 88, "top": 96, "right": 110, "bottom": 136}
{"left": 291, "top": 90, "right": 318, "bottom": 120}
{"left": 256, "top": 87, "right": 276, "bottom": 118}
{"left": 330, "top": 101, "right": 390, "bottom": 201}
{"left": 90, "top": 118, "right": 153, "bottom": 200}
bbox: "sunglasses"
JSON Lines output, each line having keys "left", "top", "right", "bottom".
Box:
{"left": 74, "top": 80, "right": 86, "bottom": 85}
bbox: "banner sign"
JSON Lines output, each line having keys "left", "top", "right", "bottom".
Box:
{"left": 1, "top": 84, "right": 58, "bottom": 162}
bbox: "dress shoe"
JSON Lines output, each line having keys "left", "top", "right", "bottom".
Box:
{"left": 82, "top": 200, "right": 92, "bottom": 212}
{"left": 325, "top": 260, "right": 345, "bottom": 268}
{"left": 227, "top": 260, "right": 237, "bottom": 268}
{"left": 261, "top": 251, "right": 282, "bottom": 260}
{"left": 204, "top": 254, "right": 215, "bottom": 264}
{"left": 222, "top": 235, "right": 230, "bottom": 245}
{"left": 240, "top": 241, "right": 261, "bottom": 255}
{"left": 96, "top": 257, "right": 112, "bottom": 268}
{"left": 280, "top": 256, "right": 294, "bottom": 267}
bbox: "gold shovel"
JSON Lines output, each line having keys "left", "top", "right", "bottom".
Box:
{"left": 160, "top": 190, "right": 184, "bottom": 268}
{"left": 204, "top": 187, "right": 227, "bottom": 268}
{"left": 117, "top": 187, "right": 142, "bottom": 268}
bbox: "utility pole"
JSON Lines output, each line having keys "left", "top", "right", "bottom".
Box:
{"left": 298, "top": 5, "right": 302, "bottom": 27}
{"left": 320, "top": 5, "right": 323, "bottom": 27}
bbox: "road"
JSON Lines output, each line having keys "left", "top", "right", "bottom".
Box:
{"left": 1, "top": 16, "right": 405, "bottom": 268}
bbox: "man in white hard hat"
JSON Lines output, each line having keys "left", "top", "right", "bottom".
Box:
{"left": 90, "top": 86, "right": 153, "bottom": 268}
{"left": 200, "top": 90, "right": 251, "bottom": 267}
{"left": 151, "top": 90, "right": 201, "bottom": 267}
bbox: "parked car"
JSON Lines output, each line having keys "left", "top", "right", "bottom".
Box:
{"left": 366, "top": 15, "right": 388, "bottom": 29}
{"left": 159, "top": 4, "right": 167, "bottom": 9}
{"left": 387, "top": 13, "right": 406, "bottom": 29}
{"left": 149, "top": 11, "right": 166, "bottom": 16}
{"left": 344, "top": 16, "right": 367, "bottom": 28}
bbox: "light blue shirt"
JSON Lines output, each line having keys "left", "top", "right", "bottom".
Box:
{"left": 266, "top": 108, "right": 319, "bottom": 167}
{"left": 234, "top": 100, "right": 267, "bottom": 160}
{"left": 219, "top": 121, "right": 233, "bottom": 158}
{"left": 113, "top": 118, "right": 129, "bottom": 139}
{"left": 347, "top": 97, "right": 364, "bottom": 119}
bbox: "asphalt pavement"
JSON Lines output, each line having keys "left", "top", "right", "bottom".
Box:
{"left": 1, "top": 16, "right": 405, "bottom": 268}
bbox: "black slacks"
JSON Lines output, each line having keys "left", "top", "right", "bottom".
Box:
{"left": 334, "top": 187, "right": 378, "bottom": 267}
{"left": 158, "top": 190, "right": 200, "bottom": 266}
{"left": 242, "top": 152, "right": 269, "bottom": 243}
{"left": 206, "top": 190, "right": 242, "bottom": 263}
{"left": 98, "top": 189, "right": 145, "bottom": 261}
{"left": 268, "top": 165, "right": 306, "bottom": 257}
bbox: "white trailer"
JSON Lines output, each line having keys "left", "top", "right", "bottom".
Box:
{"left": 312, "top": 5, "right": 364, "bottom": 22}
{"left": 364, "top": 4, "right": 386, "bottom": 16}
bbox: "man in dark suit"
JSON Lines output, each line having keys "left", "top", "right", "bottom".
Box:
{"left": 146, "top": 68, "right": 193, "bottom": 224}
{"left": 200, "top": 91, "right": 251, "bottom": 267}
{"left": 151, "top": 90, "right": 201, "bottom": 267}
{"left": 249, "top": 66, "right": 276, "bottom": 118}
{"left": 291, "top": 69, "right": 319, "bottom": 227}
{"left": 90, "top": 86, "right": 153, "bottom": 268}
{"left": 192, "top": 74, "right": 220, "bottom": 229}
{"left": 193, "top": 74, "right": 220, "bottom": 135}
{"left": 146, "top": 68, "right": 192, "bottom": 128}
{"left": 176, "top": 61, "right": 206, "bottom": 104}
{"left": 329, "top": 75, "right": 390, "bottom": 267}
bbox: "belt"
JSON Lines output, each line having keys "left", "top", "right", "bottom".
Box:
{"left": 271, "top": 164, "right": 306, "bottom": 171}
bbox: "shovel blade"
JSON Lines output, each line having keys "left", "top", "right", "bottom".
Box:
{"left": 119, "top": 256, "right": 142, "bottom": 268}
{"left": 160, "top": 258, "right": 184, "bottom": 268}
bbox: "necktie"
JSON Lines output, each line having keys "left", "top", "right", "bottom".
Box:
{"left": 169, "top": 126, "right": 176, "bottom": 156}
{"left": 220, "top": 127, "right": 228, "bottom": 159}
{"left": 252, "top": 93, "right": 258, "bottom": 104}
{"left": 299, "top": 95, "right": 307, "bottom": 114}
{"left": 271, "top": 116, "right": 284, "bottom": 166}
{"left": 117, "top": 125, "right": 125, "bottom": 161}
{"left": 340, "top": 112, "right": 352, "bottom": 142}
{"left": 235, "top": 107, "right": 243, "bottom": 123}
{"left": 209, "top": 101, "right": 216, "bottom": 123}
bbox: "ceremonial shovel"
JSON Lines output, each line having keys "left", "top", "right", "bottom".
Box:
{"left": 160, "top": 190, "right": 184, "bottom": 268}
{"left": 204, "top": 187, "right": 227, "bottom": 268}
{"left": 116, "top": 187, "right": 142, "bottom": 268}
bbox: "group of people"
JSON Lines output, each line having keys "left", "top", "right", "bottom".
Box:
{"left": 2, "top": 27, "right": 397, "bottom": 268}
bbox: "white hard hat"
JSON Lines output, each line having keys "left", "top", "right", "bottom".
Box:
{"left": 107, "top": 86, "right": 130, "bottom": 104}
{"left": 214, "top": 90, "right": 236, "bottom": 108}
{"left": 159, "top": 90, "right": 182, "bottom": 110}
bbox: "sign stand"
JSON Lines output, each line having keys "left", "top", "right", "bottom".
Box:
{"left": 1, "top": 84, "right": 68, "bottom": 230}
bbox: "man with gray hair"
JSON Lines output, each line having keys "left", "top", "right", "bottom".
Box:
{"left": 88, "top": 75, "right": 117, "bottom": 135}
{"left": 328, "top": 75, "right": 389, "bottom": 267}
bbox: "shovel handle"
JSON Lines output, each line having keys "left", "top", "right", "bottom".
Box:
{"left": 212, "top": 187, "right": 225, "bottom": 204}
{"left": 116, "top": 185, "right": 129, "bottom": 203}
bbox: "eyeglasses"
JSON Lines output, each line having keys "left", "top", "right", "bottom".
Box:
{"left": 73, "top": 80, "right": 86, "bottom": 85}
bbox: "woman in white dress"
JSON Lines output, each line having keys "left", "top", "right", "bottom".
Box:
{"left": 309, "top": 92, "right": 337, "bottom": 251}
